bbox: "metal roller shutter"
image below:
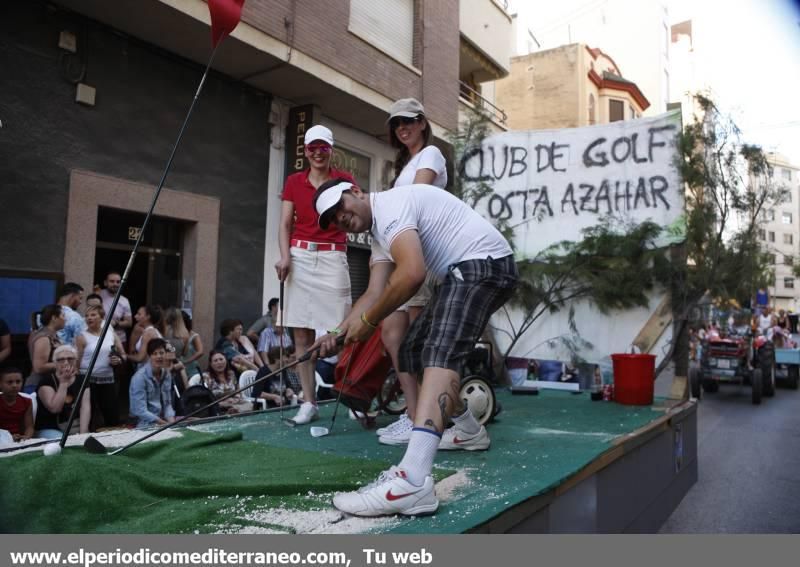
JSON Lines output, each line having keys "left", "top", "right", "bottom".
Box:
{"left": 347, "top": 247, "right": 372, "bottom": 304}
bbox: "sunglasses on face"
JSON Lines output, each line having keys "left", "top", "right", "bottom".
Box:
{"left": 390, "top": 116, "right": 421, "bottom": 129}
{"left": 306, "top": 144, "right": 332, "bottom": 154}
{"left": 55, "top": 357, "right": 77, "bottom": 363}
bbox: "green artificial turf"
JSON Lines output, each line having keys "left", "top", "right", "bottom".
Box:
{"left": 0, "top": 430, "right": 421, "bottom": 534}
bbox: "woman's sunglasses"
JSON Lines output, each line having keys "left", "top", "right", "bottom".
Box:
{"left": 306, "top": 143, "right": 332, "bottom": 154}
{"left": 390, "top": 115, "right": 421, "bottom": 129}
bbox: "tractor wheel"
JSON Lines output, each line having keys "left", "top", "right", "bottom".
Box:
{"left": 759, "top": 345, "right": 776, "bottom": 397}
{"left": 689, "top": 367, "right": 702, "bottom": 399}
{"left": 460, "top": 375, "right": 497, "bottom": 426}
{"left": 762, "top": 363, "right": 776, "bottom": 397}
{"left": 751, "top": 368, "right": 763, "bottom": 405}
{"left": 788, "top": 366, "right": 800, "bottom": 390}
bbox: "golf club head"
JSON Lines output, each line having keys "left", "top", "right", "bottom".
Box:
{"left": 282, "top": 417, "right": 298, "bottom": 427}
{"left": 309, "top": 426, "right": 329, "bottom": 437}
{"left": 83, "top": 436, "right": 108, "bottom": 454}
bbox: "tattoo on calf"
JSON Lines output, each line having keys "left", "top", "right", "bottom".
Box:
{"left": 424, "top": 419, "right": 436, "bottom": 429}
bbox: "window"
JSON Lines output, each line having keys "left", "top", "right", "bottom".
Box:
{"left": 769, "top": 231, "right": 775, "bottom": 242}
{"left": 783, "top": 212, "right": 793, "bottom": 224}
{"left": 785, "top": 255, "right": 794, "bottom": 266}
{"left": 782, "top": 189, "right": 792, "bottom": 203}
{"left": 783, "top": 168, "right": 792, "bottom": 181}
{"left": 758, "top": 229, "right": 766, "bottom": 240}
{"left": 784, "top": 233, "right": 794, "bottom": 245}
{"left": 785, "top": 277, "right": 795, "bottom": 289}
{"left": 764, "top": 209, "right": 776, "bottom": 221}
{"left": 349, "top": 0, "right": 414, "bottom": 66}
{"left": 588, "top": 94, "right": 596, "bottom": 125}
{"left": 769, "top": 253, "right": 777, "bottom": 263}
{"left": 609, "top": 99, "right": 624, "bottom": 122}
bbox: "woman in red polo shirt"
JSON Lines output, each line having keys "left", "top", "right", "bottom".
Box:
{"left": 275, "top": 125, "right": 355, "bottom": 425}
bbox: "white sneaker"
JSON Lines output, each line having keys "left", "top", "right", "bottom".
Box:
{"left": 332, "top": 466, "right": 439, "bottom": 517}
{"left": 378, "top": 415, "right": 414, "bottom": 446}
{"left": 438, "top": 425, "right": 490, "bottom": 451}
{"left": 290, "top": 402, "right": 318, "bottom": 425}
{"left": 376, "top": 413, "right": 411, "bottom": 436}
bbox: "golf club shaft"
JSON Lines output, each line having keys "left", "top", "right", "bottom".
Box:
{"left": 109, "top": 336, "right": 344, "bottom": 455}
{"left": 325, "top": 341, "right": 355, "bottom": 435}
{"left": 59, "top": 43, "right": 223, "bottom": 449}
{"left": 279, "top": 280, "right": 285, "bottom": 417}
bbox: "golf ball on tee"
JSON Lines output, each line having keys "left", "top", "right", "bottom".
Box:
{"left": 43, "top": 443, "right": 62, "bottom": 457}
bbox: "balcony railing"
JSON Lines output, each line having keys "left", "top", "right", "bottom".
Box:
{"left": 459, "top": 80, "right": 507, "bottom": 125}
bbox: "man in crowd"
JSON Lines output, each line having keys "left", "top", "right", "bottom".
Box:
{"left": 246, "top": 297, "right": 279, "bottom": 345}
{"left": 129, "top": 338, "right": 175, "bottom": 428}
{"left": 314, "top": 179, "right": 518, "bottom": 517}
{"left": 56, "top": 282, "right": 86, "bottom": 345}
{"left": 98, "top": 271, "right": 133, "bottom": 349}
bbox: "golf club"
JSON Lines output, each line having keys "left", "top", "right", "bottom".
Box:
{"left": 83, "top": 336, "right": 344, "bottom": 456}
{"left": 309, "top": 342, "right": 354, "bottom": 438}
{"left": 59, "top": 41, "right": 226, "bottom": 451}
{"left": 277, "top": 279, "right": 294, "bottom": 427}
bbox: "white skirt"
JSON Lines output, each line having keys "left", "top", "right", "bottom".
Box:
{"left": 282, "top": 247, "right": 351, "bottom": 330}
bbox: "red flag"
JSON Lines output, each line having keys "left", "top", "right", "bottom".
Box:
{"left": 208, "top": 0, "right": 245, "bottom": 47}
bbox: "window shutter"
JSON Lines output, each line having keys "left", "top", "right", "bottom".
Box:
{"left": 350, "top": 0, "right": 414, "bottom": 66}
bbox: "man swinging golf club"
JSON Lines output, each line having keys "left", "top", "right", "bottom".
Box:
{"left": 314, "top": 180, "right": 518, "bottom": 517}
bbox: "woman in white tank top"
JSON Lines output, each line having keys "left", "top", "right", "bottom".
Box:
{"left": 75, "top": 305, "right": 126, "bottom": 427}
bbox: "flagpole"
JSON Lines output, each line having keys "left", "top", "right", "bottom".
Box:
{"left": 59, "top": 43, "right": 223, "bottom": 448}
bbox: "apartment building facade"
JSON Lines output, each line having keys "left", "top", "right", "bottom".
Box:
{"left": 494, "top": 43, "right": 649, "bottom": 131}
{"left": 757, "top": 154, "right": 800, "bottom": 310}
{"left": 1, "top": 0, "right": 513, "bottom": 357}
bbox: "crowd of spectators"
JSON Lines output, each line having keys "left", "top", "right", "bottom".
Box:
{"left": 0, "top": 270, "right": 326, "bottom": 444}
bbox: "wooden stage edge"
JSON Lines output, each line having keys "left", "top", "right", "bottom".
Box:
{"left": 468, "top": 399, "right": 698, "bottom": 533}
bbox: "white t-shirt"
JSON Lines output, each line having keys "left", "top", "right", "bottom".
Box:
{"left": 369, "top": 185, "right": 512, "bottom": 281}
{"left": 393, "top": 146, "right": 447, "bottom": 188}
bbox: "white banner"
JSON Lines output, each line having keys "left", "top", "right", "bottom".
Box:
{"left": 465, "top": 111, "right": 684, "bottom": 258}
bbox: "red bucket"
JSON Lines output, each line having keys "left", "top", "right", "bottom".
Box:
{"left": 611, "top": 354, "right": 656, "bottom": 405}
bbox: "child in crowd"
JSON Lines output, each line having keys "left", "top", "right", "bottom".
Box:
{"left": 0, "top": 367, "right": 34, "bottom": 443}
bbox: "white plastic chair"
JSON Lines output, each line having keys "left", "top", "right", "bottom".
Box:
{"left": 19, "top": 392, "right": 37, "bottom": 422}
{"left": 238, "top": 370, "right": 267, "bottom": 410}
{"left": 315, "top": 371, "right": 335, "bottom": 398}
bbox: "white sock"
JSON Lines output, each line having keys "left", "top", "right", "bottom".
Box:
{"left": 451, "top": 408, "right": 480, "bottom": 435}
{"left": 398, "top": 428, "right": 441, "bottom": 486}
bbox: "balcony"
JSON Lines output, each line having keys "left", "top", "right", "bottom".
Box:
{"left": 459, "top": 0, "right": 512, "bottom": 83}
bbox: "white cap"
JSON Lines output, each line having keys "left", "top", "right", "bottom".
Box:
{"left": 314, "top": 181, "right": 354, "bottom": 229}
{"left": 304, "top": 125, "right": 334, "bottom": 146}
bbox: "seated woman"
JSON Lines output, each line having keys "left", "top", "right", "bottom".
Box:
{"left": 202, "top": 350, "right": 253, "bottom": 414}
{"left": 214, "top": 319, "right": 260, "bottom": 375}
{"left": 25, "top": 304, "right": 65, "bottom": 393}
{"left": 35, "top": 344, "right": 91, "bottom": 438}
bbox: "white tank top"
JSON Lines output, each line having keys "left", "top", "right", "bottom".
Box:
{"left": 79, "top": 331, "right": 115, "bottom": 378}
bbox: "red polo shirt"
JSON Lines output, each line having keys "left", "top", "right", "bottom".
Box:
{"left": 282, "top": 168, "right": 354, "bottom": 243}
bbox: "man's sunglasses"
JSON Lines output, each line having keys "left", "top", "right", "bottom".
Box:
{"left": 390, "top": 115, "right": 421, "bottom": 129}
{"left": 306, "top": 143, "right": 332, "bottom": 154}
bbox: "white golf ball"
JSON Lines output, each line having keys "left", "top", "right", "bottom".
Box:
{"left": 43, "top": 443, "right": 62, "bottom": 457}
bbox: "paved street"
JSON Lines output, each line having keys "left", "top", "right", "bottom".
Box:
{"left": 659, "top": 379, "right": 800, "bottom": 533}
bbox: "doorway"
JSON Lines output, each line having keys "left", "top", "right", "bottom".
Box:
{"left": 94, "top": 207, "right": 184, "bottom": 313}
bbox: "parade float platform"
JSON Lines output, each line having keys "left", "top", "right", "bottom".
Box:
{"left": 0, "top": 390, "right": 696, "bottom": 534}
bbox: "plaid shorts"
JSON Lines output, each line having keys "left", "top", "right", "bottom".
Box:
{"left": 398, "top": 254, "right": 518, "bottom": 374}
